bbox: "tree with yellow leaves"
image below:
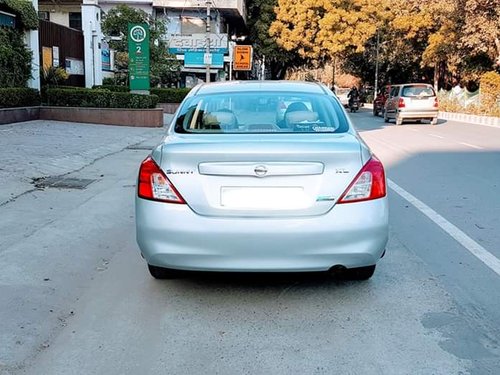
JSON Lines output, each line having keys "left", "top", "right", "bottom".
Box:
{"left": 269, "top": 0, "right": 389, "bottom": 62}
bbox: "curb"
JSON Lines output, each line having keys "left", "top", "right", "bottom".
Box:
{"left": 438, "top": 111, "right": 499, "bottom": 127}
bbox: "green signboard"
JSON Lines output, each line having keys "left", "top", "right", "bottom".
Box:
{"left": 128, "top": 23, "right": 150, "bottom": 91}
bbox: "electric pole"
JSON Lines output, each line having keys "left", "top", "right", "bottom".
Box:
{"left": 374, "top": 30, "right": 380, "bottom": 96}
{"left": 205, "top": 0, "right": 211, "bottom": 83}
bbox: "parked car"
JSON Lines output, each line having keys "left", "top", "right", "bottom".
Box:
{"left": 373, "top": 85, "right": 391, "bottom": 116}
{"left": 384, "top": 83, "right": 439, "bottom": 125}
{"left": 136, "top": 81, "right": 388, "bottom": 280}
{"left": 335, "top": 87, "right": 351, "bottom": 108}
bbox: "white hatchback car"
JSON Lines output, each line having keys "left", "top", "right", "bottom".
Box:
{"left": 335, "top": 87, "right": 351, "bottom": 108}
{"left": 384, "top": 83, "right": 439, "bottom": 125}
{"left": 136, "top": 81, "right": 388, "bottom": 280}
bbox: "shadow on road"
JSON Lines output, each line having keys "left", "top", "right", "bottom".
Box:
{"left": 158, "top": 270, "right": 368, "bottom": 289}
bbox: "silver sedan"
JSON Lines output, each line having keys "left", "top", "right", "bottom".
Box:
{"left": 136, "top": 81, "right": 388, "bottom": 280}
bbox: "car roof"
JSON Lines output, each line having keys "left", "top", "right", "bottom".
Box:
{"left": 192, "top": 80, "right": 328, "bottom": 96}
{"left": 392, "top": 83, "right": 433, "bottom": 87}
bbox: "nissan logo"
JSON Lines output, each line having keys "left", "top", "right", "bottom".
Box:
{"left": 254, "top": 165, "right": 268, "bottom": 177}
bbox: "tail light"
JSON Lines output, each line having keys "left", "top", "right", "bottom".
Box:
{"left": 338, "top": 156, "right": 386, "bottom": 204}
{"left": 433, "top": 97, "right": 439, "bottom": 108}
{"left": 398, "top": 98, "right": 405, "bottom": 108}
{"left": 137, "top": 156, "right": 185, "bottom": 204}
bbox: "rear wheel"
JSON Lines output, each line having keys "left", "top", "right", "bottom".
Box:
{"left": 383, "top": 112, "right": 390, "bottom": 123}
{"left": 345, "top": 265, "right": 376, "bottom": 280}
{"left": 373, "top": 107, "right": 378, "bottom": 116}
{"left": 147, "top": 264, "right": 183, "bottom": 279}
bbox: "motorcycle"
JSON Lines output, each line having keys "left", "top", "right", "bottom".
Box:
{"left": 349, "top": 97, "right": 359, "bottom": 113}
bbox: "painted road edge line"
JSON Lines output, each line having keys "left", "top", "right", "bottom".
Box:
{"left": 388, "top": 179, "right": 500, "bottom": 277}
{"left": 459, "top": 142, "right": 483, "bottom": 150}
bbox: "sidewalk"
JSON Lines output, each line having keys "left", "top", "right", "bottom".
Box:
{"left": 0, "top": 120, "right": 165, "bottom": 206}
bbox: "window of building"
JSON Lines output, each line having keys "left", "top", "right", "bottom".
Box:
{"left": 181, "top": 16, "right": 216, "bottom": 35}
{"left": 38, "top": 11, "right": 50, "bottom": 21}
{"left": 0, "top": 10, "right": 16, "bottom": 27}
{"left": 69, "top": 12, "right": 82, "bottom": 30}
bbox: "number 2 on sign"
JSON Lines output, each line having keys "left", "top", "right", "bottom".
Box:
{"left": 136, "top": 46, "right": 142, "bottom": 54}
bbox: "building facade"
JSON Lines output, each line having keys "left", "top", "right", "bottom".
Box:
{"left": 37, "top": 0, "right": 246, "bottom": 88}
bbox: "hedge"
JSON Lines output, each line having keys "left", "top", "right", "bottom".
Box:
{"left": 480, "top": 71, "right": 500, "bottom": 110}
{"left": 439, "top": 71, "right": 500, "bottom": 117}
{"left": 0, "top": 87, "right": 40, "bottom": 108}
{"left": 151, "top": 88, "right": 191, "bottom": 103}
{"left": 92, "top": 85, "right": 130, "bottom": 92}
{"left": 46, "top": 88, "right": 158, "bottom": 109}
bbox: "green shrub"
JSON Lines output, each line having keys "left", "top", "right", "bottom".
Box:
{"left": 92, "top": 85, "right": 130, "bottom": 92}
{"left": 46, "top": 88, "right": 158, "bottom": 109}
{"left": 102, "top": 77, "right": 117, "bottom": 85}
{"left": 0, "top": 87, "right": 40, "bottom": 108}
{"left": 0, "top": 28, "right": 33, "bottom": 87}
{"left": 150, "top": 88, "right": 191, "bottom": 103}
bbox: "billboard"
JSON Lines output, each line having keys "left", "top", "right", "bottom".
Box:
{"left": 169, "top": 33, "right": 228, "bottom": 54}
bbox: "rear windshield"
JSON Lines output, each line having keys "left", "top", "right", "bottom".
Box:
{"left": 402, "top": 85, "right": 435, "bottom": 98}
{"left": 174, "top": 91, "right": 349, "bottom": 134}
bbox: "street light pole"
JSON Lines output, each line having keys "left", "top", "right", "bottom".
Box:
{"left": 229, "top": 41, "right": 234, "bottom": 81}
{"left": 374, "top": 30, "right": 380, "bottom": 96}
{"left": 261, "top": 55, "right": 265, "bottom": 80}
{"left": 205, "top": 0, "right": 211, "bottom": 83}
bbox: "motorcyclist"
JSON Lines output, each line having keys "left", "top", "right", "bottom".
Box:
{"left": 347, "top": 86, "right": 359, "bottom": 108}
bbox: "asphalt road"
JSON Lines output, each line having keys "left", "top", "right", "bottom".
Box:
{"left": 1, "top": 114, "right": 499, "bottom": 375}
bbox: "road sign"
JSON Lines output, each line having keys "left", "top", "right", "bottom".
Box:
{"left": 128, "top": 23, "right": 150, "bottom": 91}
{"left": 233, "top": 45, "right": 252, "bottom": 71}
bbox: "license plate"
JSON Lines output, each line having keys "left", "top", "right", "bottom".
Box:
{"left": 220, "top": 187, "right": 308, "bottom": 209}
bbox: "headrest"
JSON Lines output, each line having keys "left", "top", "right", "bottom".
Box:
{"left": 285, "top": 110, "right": 318, "bottom": 124}
{"left": 286, "top": 102, "right": 309, "bottom": 112}
{"left": 203, "top": 111, "right": 237, "bottom": 126}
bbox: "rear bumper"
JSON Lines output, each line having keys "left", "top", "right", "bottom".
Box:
{"left": 136, "top": 198, "right": 389, "bottom": 272}
{"left": 398, "top": 109, "right": 438, "bottom": 119}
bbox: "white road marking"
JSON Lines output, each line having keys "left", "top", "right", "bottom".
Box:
{"left": 459, "top": 142, "right": 483, "bottom": 150}
{"left": 428, "top": 133, "right": 444, "bottom": 139}
{"left": 388, "top": 179, "right": 500, "bottom": 277}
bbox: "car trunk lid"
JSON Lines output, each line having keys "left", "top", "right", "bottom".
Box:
{"left": 160, "top": 133, "right": 363, "bottom": 217}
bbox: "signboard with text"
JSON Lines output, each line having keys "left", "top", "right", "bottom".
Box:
{"left": 169, "top": 33, "right": 228, "bottom": 54}
{"left": 128, "top": 23, "right": 150, "bottom": 91}
{"left": 233, "top": 45, "right": 252, "bottom": 71}
{"left": 184, "top": 52, "right": 224, "bottom": 68}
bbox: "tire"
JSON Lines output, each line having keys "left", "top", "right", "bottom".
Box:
{"left": 345, "top": 265, "right": 376, "bottom": 280}
{"left": 147, "top": 264, "right": 183, "bottom": 279}
{"left": 383, "top": 112, "right": 389, "bottom": 123}
{"left": 431, "top": 117, "right": 438, "bottom": 125}
{"left": 373, "top": 108, "right": 378, "bottom": 116}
